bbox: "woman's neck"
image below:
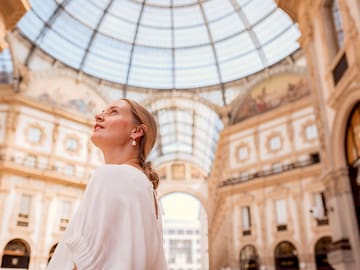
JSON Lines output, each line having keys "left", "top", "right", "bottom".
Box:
{"left": 102, "top": 147, "right": 140, "bottom": 169}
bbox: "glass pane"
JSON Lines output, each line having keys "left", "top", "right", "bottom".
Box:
{"left": 253, "top": 9, "right": 292, "bottom": 45}
{"left": 40, "top": 30, "right": 84, "bottom": 68}
{"left": 203, "top": 0, "right": 234, "bottom": 22}
{"left": 61, "top": 200, "right": 72, "bottom": 219}
{"left": 99, "top": 14, "right": 136, "bottom": 42}
{"left": 65, "top": 0, "right": 105, "bottom": 28}
{"left": 31, "top": 0, "right": 57, "bottom": 21}
{"left": 20, "top": 194, "right": 32, "bottom": 215}
{"left": 275, "top": 199, "right": 287, "bottom": 225}
{"left": 174, "top": 25, "right": 209, "bottom": 48}
{"left": 241, "top": 206, "right": 251, "bottom": 229}
{"left": 136, "top": 26, "right": 172, "bottom": 48}
{"left": 242, "top": 0, "right": 276, "bottom": 25}
{"left": 18, "top": 10, "right": 45, "bottom": 40}
{"left": 208, "top": 13, "right": 245, "bottom": 42}
{"left": 109, "top": 0, "right": 142, "bottom": 24}
{"left": 173, "top": 5, "right": 203, "bottom": 28}
{"left": 142, "top": 5, "right": 171, "bottom": 28}
{"left": 51, "top": 11, "right": 93, "bottom": 49}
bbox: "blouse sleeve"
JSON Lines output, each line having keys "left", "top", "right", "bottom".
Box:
{"left": 48, "top": 165, "right": 162, "bottom": 270}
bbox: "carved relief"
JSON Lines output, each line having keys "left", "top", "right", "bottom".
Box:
{"left": 323, "top": 168, "right": 352, "bottom": 198}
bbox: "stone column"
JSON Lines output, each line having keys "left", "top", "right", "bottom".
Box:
{"left": 256, "top": 196, "right": 271, "bottom": 270}
{"left": 323, "top": 168, "right": 359, "bottom": 270}
{"left": 0, "top": 177, "right": 11, "bottom": 237}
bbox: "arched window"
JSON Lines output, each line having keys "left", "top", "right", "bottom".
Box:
{"left": 330, "top": 0, "right": 344, "bottom": 49}
{"left": 239, "top": 245, "right": 259, "bottom": 270}
{"left": 323, "top": 0, "right": 345, "bottom": 59}
{"left": 274, "top": 241, "right": 299, "bottom": 270}
{"left": 1, "top": 239, "right": 30, "bottom": 269}
{"left": 314, "top": 237, "right": 334, "bottom": 270}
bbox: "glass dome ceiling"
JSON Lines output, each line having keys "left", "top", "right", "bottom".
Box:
{"left": 17, "top": 0, "right": 300, "bottom": 90}
{"left": 148, "top": 97, "right": 223, "bottom": 173}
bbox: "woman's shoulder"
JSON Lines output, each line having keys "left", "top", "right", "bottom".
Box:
{"left": 95, "top": 164, "right": 143, "bottom": 175}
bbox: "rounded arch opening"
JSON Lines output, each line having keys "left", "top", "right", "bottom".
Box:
{"left": 239, "top": 244, "right": 259, "bottom": 270}
{"left": 1, "top": 238, "right": 31, "bottom": 269}
{"left": 159, "top": 192, "right": 208, "bottom": 269}
{"left": 344, "top": 102, "right": 360, "bottom": 229}
{"left": 274, "top": 241, "right": 299, "bottom": 270}
{"left": 314, "top": 236, "right": 334, "bottom": 270}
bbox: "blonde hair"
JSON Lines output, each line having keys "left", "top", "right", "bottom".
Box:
{"left": 122, "top": 98, "right": 159, "bottom": 190}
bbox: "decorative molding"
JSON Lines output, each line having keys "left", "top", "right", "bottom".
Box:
{"left": 24, "top": 123, "right": 46, "bottom": 145}
{"left": 266, "top": 132, "right": 284, "bottom": 154}
{"left": 322, "top": 168, "right": 352, "bottom": 198}
{"left": 234, "top": 142, "right": 250, "bottom": 163}
{"left": 301, "top": 119, "right": 318, "bottom": 142}
{"left": 63, "top": 134, "right": 82, "bottom": 155}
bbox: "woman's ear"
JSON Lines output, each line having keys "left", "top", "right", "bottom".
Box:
{"left": 131, "top": 124, "right": 146, "bottom": 139}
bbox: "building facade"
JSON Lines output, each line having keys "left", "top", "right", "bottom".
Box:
{"left": 209, "top": 0, "right": 360, "bottom": 269}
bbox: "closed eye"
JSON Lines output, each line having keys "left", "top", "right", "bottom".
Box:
{"left": 109, "top": 109, "right": 118, "bottom": 115}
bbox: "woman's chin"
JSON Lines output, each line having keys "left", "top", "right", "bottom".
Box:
{"left": 90, "top": 134, "right": 101, "bottom": 147}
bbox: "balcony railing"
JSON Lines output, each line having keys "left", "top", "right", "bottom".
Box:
{"left": 0, "top": 154, "right": 89, "bottom": 180}
{"left": 219, "top": 153, "right": 320, "bottom": 188}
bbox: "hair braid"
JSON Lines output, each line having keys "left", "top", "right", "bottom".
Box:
{"left": 138, "top": 152, "right": 159, "bottom": 190}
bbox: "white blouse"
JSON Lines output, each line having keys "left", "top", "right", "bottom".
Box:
{"left": 47, "top": 164, "right": 167, "bottom": 270}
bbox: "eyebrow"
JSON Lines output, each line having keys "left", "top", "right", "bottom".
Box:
{"left": 101, "top": 105, "right": 122, "bottom": 113}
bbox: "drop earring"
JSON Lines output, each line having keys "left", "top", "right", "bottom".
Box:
{"left": 131, "top": 139, "right": 137, "bottom": 146}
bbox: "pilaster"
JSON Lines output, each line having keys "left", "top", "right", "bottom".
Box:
{"left": 322, "top": 168, "right": 360, "bottom": 270}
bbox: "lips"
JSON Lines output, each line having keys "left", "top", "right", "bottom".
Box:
{"left": 94, "top": 123, "right": 104, "bottom": 131}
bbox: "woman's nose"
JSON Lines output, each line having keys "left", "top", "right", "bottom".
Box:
{"left": 95, "top": 113, "right": 104, "bottom": 122}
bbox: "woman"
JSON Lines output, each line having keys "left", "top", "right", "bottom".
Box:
{"left": 47, "top": 98, "right": 167, "bottom": 270}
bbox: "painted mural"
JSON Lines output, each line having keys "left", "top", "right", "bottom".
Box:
{"left": 38, "top": 92, "right": 97, "bottom": 115}
{"left": 25, "top": 76, "right": 106, "bottom": 116}
{"left": 232, "top": 74, "right": 310, "bottom": 123}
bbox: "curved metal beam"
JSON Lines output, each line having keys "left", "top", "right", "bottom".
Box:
{"left": 123, "top": 0, "right": 146, "bottom": 97}
{"left": 25, "top": 0, "right": 72, "bottom": 66}
{"left": 198, "top": 0, "right": 226, "bottom": 106}
{"left": 170, "top": 0, "right": 176, "bottom": 90}
{"left": 79, "top": 0, "right": 115, "bottom": 70}
{"left": 229, "top": 0, "right": 269, "bottom": 67}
